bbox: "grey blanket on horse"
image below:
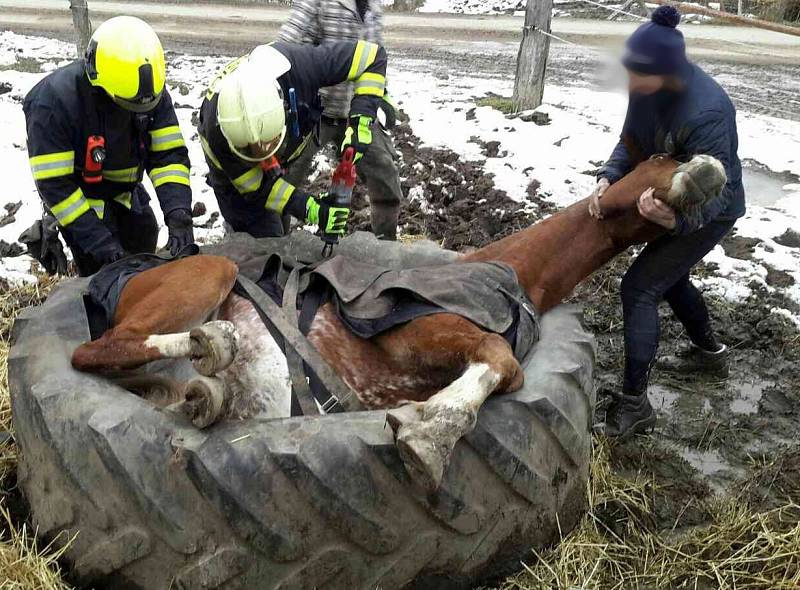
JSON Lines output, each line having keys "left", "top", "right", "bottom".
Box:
{"left": 251, "top": 254, "right": 539, "bottom": 361}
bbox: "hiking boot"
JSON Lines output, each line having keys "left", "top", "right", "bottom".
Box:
{"left": 657, "top": 343, "right": 729, "bottom": 378}
{"left": 595, "top": 391, "right": 656, "bottom": 441}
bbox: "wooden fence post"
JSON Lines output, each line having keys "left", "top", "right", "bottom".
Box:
{"left": 69, "top": 0, "right": 92, "bottom": 58}
{"left": 512, "top": 0, "right": 554, "bottom": 113}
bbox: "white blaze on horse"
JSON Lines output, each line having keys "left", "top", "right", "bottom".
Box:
{"left": 71, "top": 155, "right": 726, "bottom": 491}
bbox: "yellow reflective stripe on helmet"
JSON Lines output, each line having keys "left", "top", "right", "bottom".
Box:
{"left": 149, "top": 163, "right": 191, "bottom": 188}
{"left": 30, "top": 150, "right": 75, "bottom": 181}
{"left": 199, "top": 135, "right": 223, "bottom": 170}
{"left": 206, "top": 55, "right": 247, "bottom": 100}
{"left": 354, "top": 72, "right": 386, "bottom": 97}
{"left": 114, "top": 192, "right": 133, "bottom": 209}
{"left": 149, "top": 125, "right": 186, "bottom": 152}
{"left": 265, "top": 178, "right": 295, "bottom": 214}
{"left": 86, "top": 198, "right": 106, "bottom": 220}
{"left": 50, "top": 187, "right": 90, "bottom": 226}
{"left": 232, "top": 166, "right": 263, "bottom": 194}
{"left": 347, "top": 41, "right": 379, "bottom": 81}
{"left": 102, "top": 166, "right": 139, "bottom": 183}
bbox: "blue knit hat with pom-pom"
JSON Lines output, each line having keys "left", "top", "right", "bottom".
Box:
{"left": 623, "top": 6, "right": 687, "bottom": 75}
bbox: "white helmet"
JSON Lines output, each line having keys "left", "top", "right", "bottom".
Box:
{"left": 216, "top": 45, "right": 291, "bottom": 162}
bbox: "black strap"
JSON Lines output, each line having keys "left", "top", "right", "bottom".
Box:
{"left": 236, "top": 275, "right": 362, "bottom": 414}
{"left": 283, "top": 269, "right": 319, "bottom": 416}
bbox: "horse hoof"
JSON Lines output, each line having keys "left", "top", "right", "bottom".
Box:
{"left": 185, "top": 375, "right": 226, "bottom": 429}
{"left": 395, "top": 428, "right": 445, "bottom": 493}
{"left": 386, "top": 403, "right": 423, "bottom": 434}
{"left": 190, "top": 321, "right": 239, "bottom": 376}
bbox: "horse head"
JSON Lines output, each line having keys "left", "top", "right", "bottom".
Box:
{"left": 600, "top": 153, "right": 727, "bottom": 223}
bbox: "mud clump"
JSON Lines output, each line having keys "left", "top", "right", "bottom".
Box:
{"left": 348, "top": 120, "right": 542, "bottom": 251}
{"left": 774, "top": 228, "right": 800, "bottom": 248}
{"left": 765, "top": 264, "right": 795, "bottom": 288}
{"left": 721, "top": 233, "right": 762, "bottom": 260}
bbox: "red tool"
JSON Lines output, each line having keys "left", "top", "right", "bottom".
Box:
{"left": 83, "top": 135, "right": 106, "bottom": 184}
{"left": 320, "top": 147, "right": 356, "bottom": 257}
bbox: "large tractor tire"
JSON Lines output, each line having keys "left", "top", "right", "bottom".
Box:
{"left": 8, "top": 232, "right": 596, "bottom": 590}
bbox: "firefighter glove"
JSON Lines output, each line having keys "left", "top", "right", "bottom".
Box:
{"left": 306, "top": 196, "right": 350, "bottom": 236}
{"left": 340, "top": 115, "right": 373, "bottom": 162}
{"left": 165, "top": 208, "right": 195, "bottom": 256}
{"left": 18, "top": 214, "right": 69, "bottom": 276}
{"left": 378, "top": 92, "right": 398, "bottom": 129}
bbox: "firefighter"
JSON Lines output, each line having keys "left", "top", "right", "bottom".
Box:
{"left": 279, "top": 0, "right": 403, "bottom": 241}
{"left": 197, "top": 40, "right": 388, "bottom": 238}
{"left": 23, "top": 16, "right": 194, "bottom": 277}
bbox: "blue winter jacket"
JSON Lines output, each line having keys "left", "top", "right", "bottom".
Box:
{"left": 599, "top": 63, "right": 745, "bottom": 235}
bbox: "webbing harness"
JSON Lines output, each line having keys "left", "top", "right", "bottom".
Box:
{"left": 235, "top": 273, "right": 363, "bottom": 416}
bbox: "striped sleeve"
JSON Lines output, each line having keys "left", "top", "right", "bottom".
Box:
{"left": 278, "top": 0, "right": 320, "bottom": 44}
{"left": 145, "top": 90, "right": 192, "bottom": 216}
{"left": 274, "top": 41, "right": 387, "bottom": 120}
{"left": 24, "top": 102, "right": 118, "bottom": 253}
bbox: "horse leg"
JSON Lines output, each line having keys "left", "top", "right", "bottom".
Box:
{"left": 379, "top": 314, "right": 524, "bottom": 491}
{"left": 71, "top": 255, "right": 239, "bottom": 373}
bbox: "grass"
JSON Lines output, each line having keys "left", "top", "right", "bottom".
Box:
{"left": 495, "top": 441, "right": 800, "bottom": 590}
{"left": 0, "top": 276, "right": 69, "bottom": 589}
{"left": 475, "top": 94, "right": 515, "bottom": 115}
{"left": 0, "top": 56, "right": 44, "bottom": 74}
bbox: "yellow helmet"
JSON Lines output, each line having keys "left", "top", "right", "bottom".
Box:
{"left": 85, "top": 16, "right": 166, "bottom": 113}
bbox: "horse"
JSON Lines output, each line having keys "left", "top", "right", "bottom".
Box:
{"left": 70, "top": 154, "right": 726, "bottom": 491}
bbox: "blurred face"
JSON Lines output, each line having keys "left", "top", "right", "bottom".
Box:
{"left": 244, "top": 136, "right": 282, "bottom": 161}
{"left": 627, "top": 71, "right": 666, "bottom": 95}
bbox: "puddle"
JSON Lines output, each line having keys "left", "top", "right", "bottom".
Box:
{"left": 650, "top": 384, "right": 680, "bottom": 410}
{"left": 728, "top": 379, "right": 774, "bottom": 415}
{"left": 681, "top": 447, "right": 728, "bottom": 476}
{"left": 741, "top": 160, "right": 800, "bottom": 207}
{"left": 650, "top": 383, "right": 712, "bottom": 416}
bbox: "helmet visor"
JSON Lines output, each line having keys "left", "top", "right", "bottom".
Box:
{"left": 113, "top": 91, "right": 163, "bottom": 113}
{"left": 112, "top": 62, "right": 163, "bottom": 113}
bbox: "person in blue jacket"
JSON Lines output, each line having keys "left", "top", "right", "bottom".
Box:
{"left": 589, "top": 6, "right": 746, "bottom": 440}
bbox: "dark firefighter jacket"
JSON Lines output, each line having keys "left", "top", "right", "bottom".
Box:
{"left": 23, "top": 60, "right": 192, "bottom": 255}
{"left": 599, "top": 63, "right": 746, "bottom": 235}
{"left": 198, "top": 40, "right": 387, "bottom": 221}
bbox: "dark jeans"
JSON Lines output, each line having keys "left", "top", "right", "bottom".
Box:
{"left": 621, "top": 218, "right": 735, "bottom": 393}
{"left": 62, "top": 191, "right": 159, "bottom": 277}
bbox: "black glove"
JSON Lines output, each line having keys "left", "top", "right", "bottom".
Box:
{"left": 378, "top": 92, "right": 398, "bottom": 130}
{"left": 94, "top": 241, "right": 126, "bottom": 266}
{"left": 18, "top": 213, "right": 68, "bottom": 276}
{"left": 165, "top": 209, "right": 195, "bottom": 256}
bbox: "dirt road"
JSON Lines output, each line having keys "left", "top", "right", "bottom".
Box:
{"left": 1, "top": 0, "right": 799, "bottom": 64}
